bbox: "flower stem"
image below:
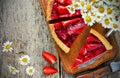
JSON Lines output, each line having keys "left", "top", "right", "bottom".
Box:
{"left": 105, "top": 29, "right": 114, "bottom": 37}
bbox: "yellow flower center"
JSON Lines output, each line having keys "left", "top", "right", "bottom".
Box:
{"left": 86, "top": 4, "right": 91, "bottom": 11}
{"left": 92, "top": 0, "right": 96, "bottom": 3}
{"left": 6, "top": 44, "right": 11, "bottom": 50}
{"left": 113, "top": 24, "right": 118, "bottom": 29}
{"left": 74, "top": 3, "right": 79, "bottom": 8}
{"left": 104, "top": 19, "right": 110, "bottom": 25}
{"left": 29, "top": 69, "right": 33, "bottom": 73}
{"left": 11, "top": 67, "right": 16, "bottom": 71}
{"left": 80, "top": 1, "right": 84, "bottom": 6}
{"left": 85, "top": 16, "right": 91, "bottom": 22}
{"left": 69, "top": 7, "right": 74, "bottom": 12}
{"left": 107, "top": 8, "right": 112, "bottom": 14}
{"left": 22, "top": 58, "right": 28, "bottom": 62}
{"left": 97, "top": 16, "right": 100, "bottom": 18}
{"left": 99, "top": 7, "right": 104, "bottom": 13}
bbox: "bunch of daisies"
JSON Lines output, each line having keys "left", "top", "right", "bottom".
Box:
{"left": 67, "top": 0, "right": 120, "bottom": 31}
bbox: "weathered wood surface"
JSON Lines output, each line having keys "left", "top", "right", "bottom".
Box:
{"left": 0, "top": 0, "right": 119, "bottom": 78}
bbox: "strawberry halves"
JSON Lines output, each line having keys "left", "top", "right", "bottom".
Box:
{"left": 42, "top": 51, "right": 57, "bottom": 64}
{"left": 43, "top": 66, "right": 58, "bottom": 75}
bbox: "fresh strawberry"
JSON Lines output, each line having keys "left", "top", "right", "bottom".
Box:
{"left": 62, "top": 18, "right": 83, "bottom": 27}
{"left": 42, "top": 51, "right": 57, "bottom": 64}
{"left": 57, "top": 5, "right": 69, "bottom": 15}
{"left": 43, "top": 66, "right": 58, "bottom": 75}
{"left": 87, "top": 34, "right": 101, "bottom": 43}
{"left": 79, "top": 45, "right": 87, "bottom": 56}
{"left": 93, "top": 46, "right": 106, "bottom": 56}
{"left": 84, "top": 52, "right": 95, "bottom": 62}
{"left": 54, "top": 22, "right": 62, "bottom": 30}
{"left": 56, "top": 29, "right": 68, "bottom": 40}
{"left": 59, "top": 10, "right": 81, "bottom": 18}
{"left": 86, "top": 43, "right": 102, "bottom": 52}
{"left": 71, "top": 55, "right": 84, "bottom": 68}
{"left": 51, "top": 10, "right": 59, "bottom": 20}
{"left": 56, "top": 0, "right": 72, "bottom": 5}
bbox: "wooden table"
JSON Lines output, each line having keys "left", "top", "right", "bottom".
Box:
{"left": 0, "top": 0, "right": 119, "bottom": 78}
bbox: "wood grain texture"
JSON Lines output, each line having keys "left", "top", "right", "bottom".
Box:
{"left": 0, "top": 0, "right": 120, "bottom": 78}
{"left": 0, "top": 0, "right": 59, "bottom": 78}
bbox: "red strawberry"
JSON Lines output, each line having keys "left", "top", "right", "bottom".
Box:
{"left": 43, "top": 66, "right": 58, "bottom": 75}
{"left": 87, "top": 34, "right": 101, "bottom": 43}
{"left": 57, "top": 5, "right": 69, "bottom": 15}
{"left": 79, "top": 46, "right": 87, "bottom": 56}
{"left": 62, "top": 18, "right": 83, "bottom": 27}
{"left": 84, "top": 52, "right": 95, "bottom": 62}
{"left": 71, "top": 55, "right": 84, "bottom": 68}
{"left": 42, "top": 51, "right": 57, "bottom": 64}
{"left": 56, "top": 0, "right": 72, "bottom": 5}
{"left": 54, "top": 22, "right": 62, "bottom": 30}
{"left": 86, "top": 43, "right": 102, "bottom": 52}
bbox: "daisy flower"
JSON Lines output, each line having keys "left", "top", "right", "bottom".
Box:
{"left": 100, "top": 16, "right": 111, "bottom": 28}
{"left": 73, "top": 2, "right": 80, "bottom": 10}
{"left": 67, "top": 5, "right": 76, "bottom": 14}
{"left": 8, "top": 65, "right": 19, "bottom": 75}
{"left": 83, "top": 1, "right": 95, "bottom": 12}
{"left": 2, "top": 41, "right": 13, "bottom": 52}
{"left": 79, "top": 0, "right": 86, "bottom": 11}
{"left": 110, "top": 20, "right": 120, "bottom": 31}
{"left": 19, "top": 55, "right": 30, "bottom": 65}
{"left": 94, "top": 5, "right": 107, "bottom": 20}
{"left": 26, "top": 66, "right": 35, "bottom": 76}
{"left": 82, "top": 12, "right": 95, "bottom": 26}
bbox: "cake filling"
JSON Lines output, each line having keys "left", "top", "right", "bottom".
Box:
{"left": 71, "top": 34, "right": 106, "bottom": 68}
{"left": 54, "top": 18, "right": 86, "bottom": 47}
{"left": 51, "top": 0, "right": 81, "bottom": 20}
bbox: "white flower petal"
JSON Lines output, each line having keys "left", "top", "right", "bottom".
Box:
{"left": 26, "top": 66, "right": 35, "bottom": 76}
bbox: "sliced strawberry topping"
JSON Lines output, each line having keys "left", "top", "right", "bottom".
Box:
{"left": 72, "top": 34, "right": 107, "bottom": 68}
{"left": 87, "top": 34, "right": 101, "bottom": 43}
{"left": 71, "top": 55, "right": 84, "bottom": 68}
{"left": 56, "top": 0, "right": 72, "bottom": 6}
{"left": 56, "top": 29, "right": 68, "bottom": 40}
{"left": 62, "top": 18, "right": 83, "bottom": 27}
{"left": 51, "top": 2, "right": 81, "bottom": 20}
{"left": 86, "top": 43, "right": 102, "bottom": 52}
{"left": 54, "top": 22, "right": 62, "bottom": 30}
{"left": 54, "top": 18, "right": 86, "bottom": 48}
{"left": 57, "top": 5, "right": 69, "bottom": 15}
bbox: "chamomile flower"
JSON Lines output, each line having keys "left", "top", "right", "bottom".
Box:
{"left": 79, "top": 0, "right": 86, "bottom": 11}
{"left": 83, "top": 1, "right": 94, "bottom": 12}
{"left": 8, "top": 65, "right": 19, "bottom": 75}
{"left": 110, "top": 20, "right": 120, "bottom": 31}
{"left": 73, "top": 2, "right": 80, "bottom": 10}
{"left": 26, "top": 66, "right": 35, "bottom": 76}
{"left": 19, "top": 55, "right": 30, "bottom": 65}
{"left": 94, "top": 5, "right": 107, "bottom": 17}
{"left": 106, "top": 6, "right": 115, "bottom": 17}
{"left": 67, "top": 5, "right": 75, "bottom": 14}
{"left": 2, "top": 41, "right": 13, "bottom": 52}
{"left": 101, "top": 16, "right": 111, "bottom": 28}
{"left": 82, "top": 12, "right": 95, "bottom": 26}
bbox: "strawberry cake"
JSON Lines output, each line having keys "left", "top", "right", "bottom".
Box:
{"left": 45, "top": 0, "right": 113, "bottom": 72}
